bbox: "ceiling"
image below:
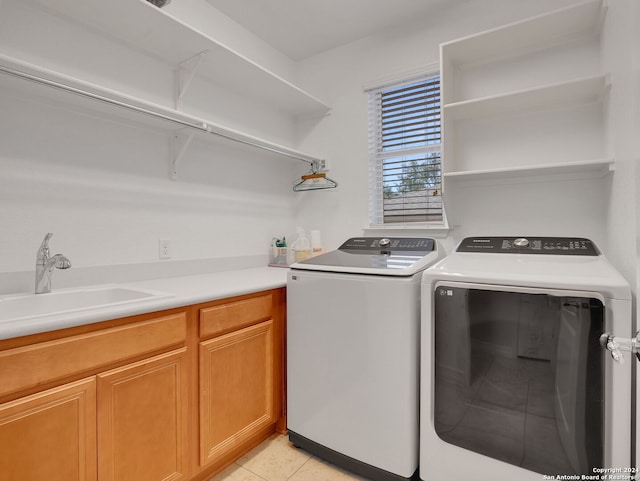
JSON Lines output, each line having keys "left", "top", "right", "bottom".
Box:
{"left": 205, "top": 0, "right": 456, "bottom": 61}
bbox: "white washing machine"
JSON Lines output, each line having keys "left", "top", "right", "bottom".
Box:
{"left": 420, "top": 236, "right": 632, "bottom": 481}
{"left": 287, "top": 237, "right": 443, "bottom": 481}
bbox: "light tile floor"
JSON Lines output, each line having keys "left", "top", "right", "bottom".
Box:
{"left": 209, "top": 434, "right": 370, "bottom": 481}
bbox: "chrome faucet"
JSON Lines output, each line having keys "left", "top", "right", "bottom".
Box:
{"left": 35, "top": 233, "right": 71, "bottom": 294}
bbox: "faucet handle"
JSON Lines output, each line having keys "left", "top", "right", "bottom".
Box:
{"left": 40, "top": 232, "right": 53, "bottom": 246}
{"left": 36, "top": 233, "right": 53, "bottom": 264}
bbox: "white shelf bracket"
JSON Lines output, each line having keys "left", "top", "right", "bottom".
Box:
{"left": 171, "top": 130, "right": 197, "bottom": 180}
{"left": 175, "top": 50, "right": 208, "bottom": 110}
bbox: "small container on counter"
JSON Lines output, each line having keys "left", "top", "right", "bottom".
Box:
{"left": 269, "top": 237, "right": 291, "bottom": 267}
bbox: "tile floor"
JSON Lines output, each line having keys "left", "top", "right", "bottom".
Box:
{"left": 209, "top": 434, "right": 369, "bottom": 481}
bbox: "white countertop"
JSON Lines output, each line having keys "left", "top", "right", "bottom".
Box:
{"left": 0, "top": 267, "right": 288, "bottom": 341}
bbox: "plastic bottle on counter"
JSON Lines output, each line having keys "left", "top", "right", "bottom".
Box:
{"left": 292, "top": 227, "right": 311, "bottom": 262}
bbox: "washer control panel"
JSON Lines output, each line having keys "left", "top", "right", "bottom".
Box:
{"left": 339, "top": 237, "right": 435, "bottom": 253}
{"left": 456, "top": 237, "right": 598, "bottom": 256}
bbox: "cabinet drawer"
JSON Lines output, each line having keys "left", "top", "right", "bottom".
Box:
{"left": 0, "top": 312, "right": 187, "bottom": 397}
{"left": 200, "top": 293, "right": 273, "bottom": 338}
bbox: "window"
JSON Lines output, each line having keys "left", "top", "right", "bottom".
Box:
{"left": 367, "top": 72, "right": 442, "bottom": 225}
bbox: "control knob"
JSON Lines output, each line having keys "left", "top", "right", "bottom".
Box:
{"left": 379, "top": 238, "right": 391, "bottom": 247}
{"left": 513, "top": 238, "right": 530, "bottom": 248}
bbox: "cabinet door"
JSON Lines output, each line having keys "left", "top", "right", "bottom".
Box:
{"left": 0, "top": 377, "right": 97, "bottom": 481}
{"left": 199, "top": 320, "right": 274, "bottom": 466}
{"left": 97, "top": 349, "right": 189, "bottom": 481}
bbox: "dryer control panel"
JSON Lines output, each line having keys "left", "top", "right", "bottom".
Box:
{"left": 456, "top": 237, "right": 598, "bottom": 256}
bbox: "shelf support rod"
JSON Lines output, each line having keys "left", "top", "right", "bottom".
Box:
{"left": 0, "top": 62, "right": 318, "bottom": 167}
{"left": 171, "top": 130, "right": 197, "bottom": 180}
{"left": 175, "top": 50, "right": 208, "bottom": 110}
{"left": 204, "top": 124, "right": 314, "bottom": 166}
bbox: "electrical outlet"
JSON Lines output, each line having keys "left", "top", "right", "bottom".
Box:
{"left": 159, "top": 239, "right": 171, "bottom": 259}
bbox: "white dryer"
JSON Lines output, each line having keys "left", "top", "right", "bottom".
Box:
{"left": 288, "top": 237, "right": 443, "bottom": 481}
{"left": 420, "top": 237, "right": 632, "bottom": 481}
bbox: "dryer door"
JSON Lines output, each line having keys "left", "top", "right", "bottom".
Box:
{"left": 420, "top": 282, "right": 637, "bottom": 481}
{"left": 432, "top": 287, "right": 604, "bottom": 474}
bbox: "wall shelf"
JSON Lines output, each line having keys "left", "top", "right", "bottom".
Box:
{"left": 440, "top": 0, "right": 609, "bottom": 182}
{"left": 0, "top": 54, "right": 324, "bottom": 178}
{"left": 441, "top": 0, "right": 605, "bottom": 83}
{"left": 443, "top": 158, "right": 613, "bottom": 184}
{"left": 32, "top": 0, "right": 331, "bottom": 117}
{"left": 443, "top": 74, "right": 610, "bottom": 121}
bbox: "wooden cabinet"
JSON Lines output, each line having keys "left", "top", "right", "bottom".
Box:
{"left": 198, "top": 291, "right": 285, "bottom": 469}
{"left": 200, "top": 320, "right": 274, "bottom": 465}
{"left": 97, "top": 349, "right": 189, "bottom": 481}
{"left": 200, "top": 293, "right": 273, "bottom": 338}
{"left": 0, "top": 311, "right": 187, "bottom": 398}
{"left": 0, "top": 377, "right": 97, "bottom": 481}
{"left": 0, "top": 309, "right": 188, "bottom": 481}
{"left": 0, "top": 288, "right": 286, "bottom": 481}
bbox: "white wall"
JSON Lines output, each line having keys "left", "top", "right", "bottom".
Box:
{"left": 1, "top": 0, "right": 637, "bottom": 296}
{"left": 600, "top": 0, "right": 639, "bottom": 286}
{"left": 293, "top": 0, "right": 638, "bottom": 283}
{"left": 0, "top": 0, "right": 301, "bottom": 293}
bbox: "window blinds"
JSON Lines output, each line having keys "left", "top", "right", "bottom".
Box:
{"left": 368, "top": 74, "right": 442, "bottom": 224}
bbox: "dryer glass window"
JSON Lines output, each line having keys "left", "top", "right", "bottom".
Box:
{"left": 433, "top": 287, "right": 604, "bottom": 476}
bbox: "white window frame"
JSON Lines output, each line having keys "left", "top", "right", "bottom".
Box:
{"left": 365, "top": 65, "right": 448, "bottom": 232}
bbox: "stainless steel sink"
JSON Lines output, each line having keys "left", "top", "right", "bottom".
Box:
{"left": 0, "top": 285, "right": 173, "bottom": 322}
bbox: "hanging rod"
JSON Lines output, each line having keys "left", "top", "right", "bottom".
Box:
{"left": 0, "top": 63, "right": 318, "bottom": 165}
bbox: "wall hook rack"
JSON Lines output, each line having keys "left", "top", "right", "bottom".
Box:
{"left": 292, "top": 160, "right": 337, "bottom": 192}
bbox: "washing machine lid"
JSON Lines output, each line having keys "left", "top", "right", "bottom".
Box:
{"left": 424, "top": 236, "right": 631, "bottom": 300}
{"left": 291, "top": 237, "right": 441, "bottom": 276}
